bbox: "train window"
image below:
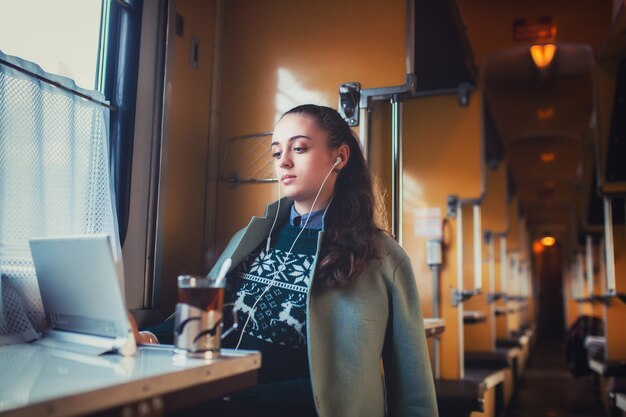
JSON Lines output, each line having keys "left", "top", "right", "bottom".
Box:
{"left": 1, "top": 1, "right": 152, "bottom": 308}
{"left": 1, "top": 0, "right": 144, "bottom": 243}
{"left": 0, "top": 1, "right": 104, "bottom": 91}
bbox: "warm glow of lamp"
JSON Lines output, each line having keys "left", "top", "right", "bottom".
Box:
{"left": 530, "top": 44, "right": 556, "bottom": 68}
{"left": 536, "top": 106, "right": 555, "bottom": 121}
{"left": 540, "top": 236, "right": 556, "bottom": 246}
{"left": 540, "top": 152, "right": 556, "bottom": 163}
{"left": 533, "top": 241, "right": 544, "bottom": 254}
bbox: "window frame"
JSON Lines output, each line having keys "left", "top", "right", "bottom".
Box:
{"left": 102, "top": 0, "right": 144, "bottom": 246}
{"left": 119, "top": 0, "right": 169, "bottom": 316}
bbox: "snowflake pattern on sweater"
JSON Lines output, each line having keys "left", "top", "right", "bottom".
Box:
{"left": 224, "top": 246, "right": 315, "bottom": 348}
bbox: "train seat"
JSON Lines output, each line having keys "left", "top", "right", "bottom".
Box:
{"left": 465, "top": 351, "right": 513, "bottom": 413}
{"left": 464, "top": 367, "right": 507, "bottom": 417}
{"left": 584, "top": 335, "right": 605, "bottom": 360}
{"left": 463, "top": 310, "right": 487, "bottom": 325}
{"left": 464, "top": 351, "right": 510, "bottom": 370}
{"left": 497, "top": 332, "right": 531, "bottom": 377}
{"left": 609, "top": 377, "right": 626, "bottom": 415}
{"left": 584, "top": 336, "right": 626, "bottom": 378}
{"left": 589, "top": 358, "right": 626, "bottom": 378}
{"left": 434, "top": 378, "right": 485, "bottom": 417}
{"left": 495, "top": 346, "right": 523, "bottom": 388}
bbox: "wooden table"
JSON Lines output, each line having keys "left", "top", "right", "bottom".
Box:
{"left": 423, "top": 318, "right": 445, "bottom": 337}
{"left": 0, "top": 343, "right": 260, "bottom": 417}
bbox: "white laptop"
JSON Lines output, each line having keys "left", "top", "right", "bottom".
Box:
{"left": 28, "top": 235, "right": 136, "bottom": 357}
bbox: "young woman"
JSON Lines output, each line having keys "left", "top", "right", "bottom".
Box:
{"left": 146, "top": 104, "right": 438, "bottom": 417}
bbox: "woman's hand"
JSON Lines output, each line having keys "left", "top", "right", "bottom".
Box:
{"left": 137, "top": 330, "right": 159, "bottom": 344}
{"left": 127, "top": 312, "right": 160, "bottom": 345}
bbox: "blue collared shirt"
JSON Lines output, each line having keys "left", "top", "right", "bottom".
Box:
{"left": 289, "top": 203, "right": 325, "bottom": 230}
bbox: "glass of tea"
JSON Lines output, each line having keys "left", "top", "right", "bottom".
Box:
{"left": 174, "top": 275, "right": 225, "bottom": 358}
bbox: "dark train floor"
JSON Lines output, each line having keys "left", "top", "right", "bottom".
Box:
{"left": 504, "top": 339, "right": 606, "bottom": 417}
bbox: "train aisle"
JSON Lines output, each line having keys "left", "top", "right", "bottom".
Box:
{"left": 504, "top": 339, "right": 605, "bottom": 417}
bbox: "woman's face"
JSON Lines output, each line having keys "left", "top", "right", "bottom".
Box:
{"left": 271, "top": 113, "right": 342, "bottom": 214}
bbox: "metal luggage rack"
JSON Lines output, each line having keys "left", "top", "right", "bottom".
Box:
{"left": 219, "top": 131, "right": 277, "bottom": 186}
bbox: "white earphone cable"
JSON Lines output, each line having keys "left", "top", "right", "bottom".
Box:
{"left": 265, "top": 176, "right": 282, "bottom": 252}
{"left": 234, "top": 157, "right": 340, "bottom": 349}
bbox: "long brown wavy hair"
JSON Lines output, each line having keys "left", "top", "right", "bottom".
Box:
{"left": 282, "top": 104, "right": 387, "bottom": 289}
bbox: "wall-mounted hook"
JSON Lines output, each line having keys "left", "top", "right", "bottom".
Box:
{"left": 338, "top": 82, "right": 361, "bottom": 126}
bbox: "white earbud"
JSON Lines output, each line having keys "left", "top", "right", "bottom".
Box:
{"left": 334, "top": 156, "right": 342, "bottom": 167}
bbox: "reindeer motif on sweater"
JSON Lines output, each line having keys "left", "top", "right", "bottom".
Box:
{"left": 223, "top": 234, "right": 316, "bottom": 349}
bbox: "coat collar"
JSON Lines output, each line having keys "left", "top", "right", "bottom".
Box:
{"left": 227, "top": 198, "right": 291, "bottom": 268}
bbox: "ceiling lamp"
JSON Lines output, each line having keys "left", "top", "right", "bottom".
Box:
{"left": 530, "top": 44, "right": 556, "bottom": 69}
{"left": 540, "top": 236, "right": 556, "bottom": 246}
{"left": 540, "top": 152, "right": 556, "bottom": 163}
{"left": 536, "top": 106, "right": 555, "bottom": 121}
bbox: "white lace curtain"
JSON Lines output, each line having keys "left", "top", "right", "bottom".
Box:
{"left": 0, "top": 51, "right": 122, "bottom": 343}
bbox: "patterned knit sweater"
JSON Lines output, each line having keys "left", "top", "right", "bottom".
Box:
{"left": 221, "top": 221, "right": 318, "bottom": 383}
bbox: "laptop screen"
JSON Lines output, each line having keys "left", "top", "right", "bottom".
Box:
{"left": 28, "top": 235, "right": 129, "bottom": 340}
